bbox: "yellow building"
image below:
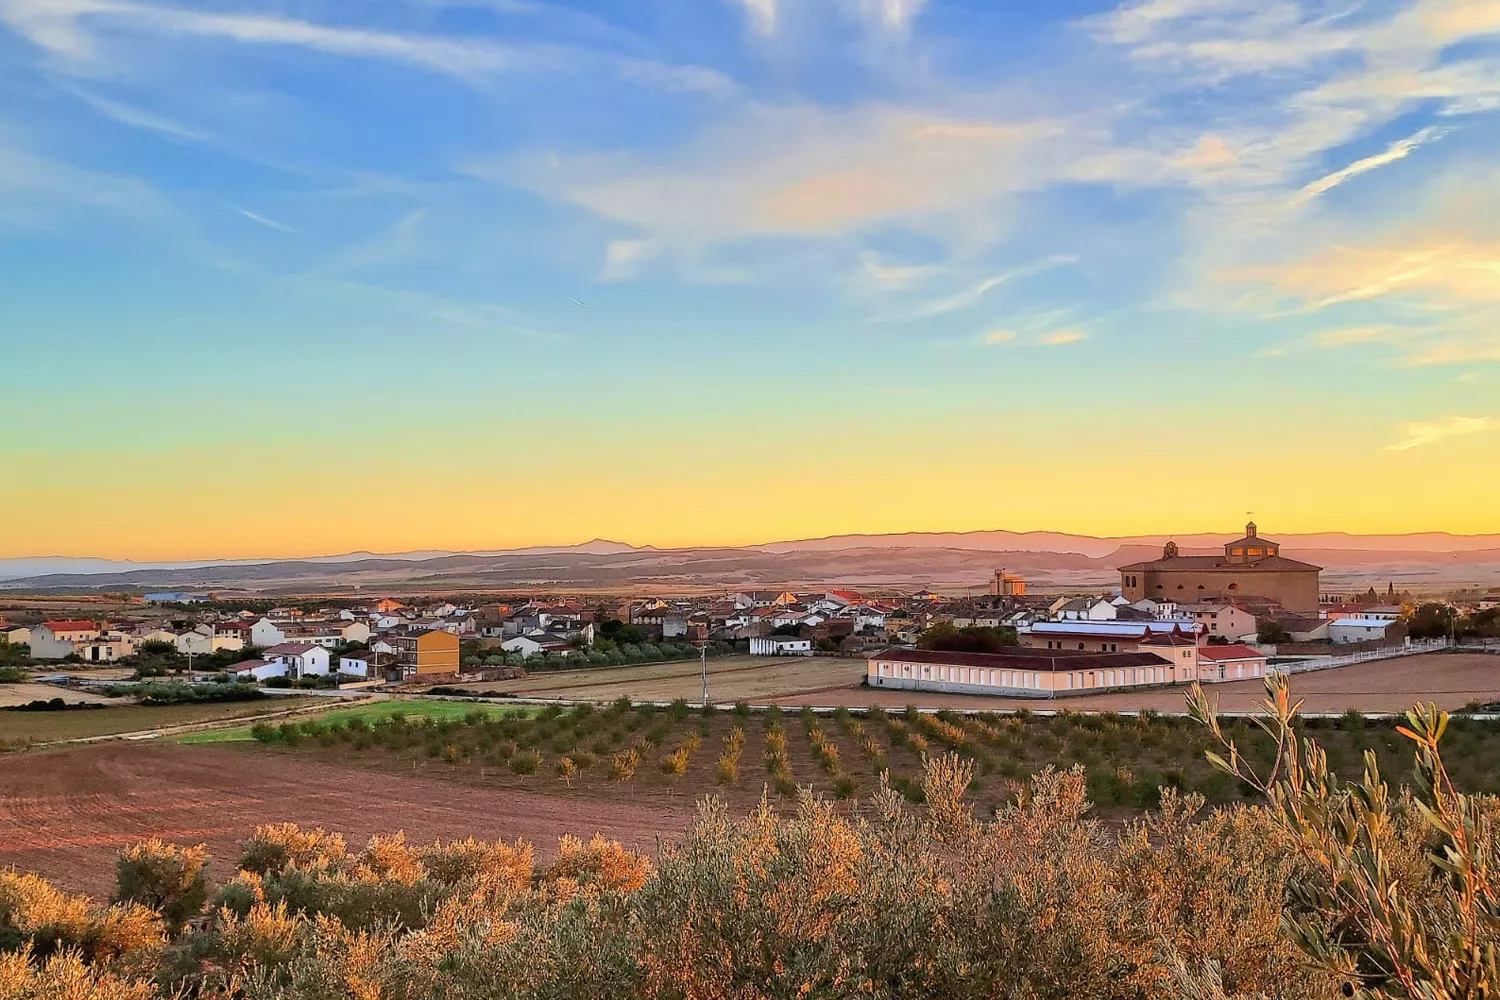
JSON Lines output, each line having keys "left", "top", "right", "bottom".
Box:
{"left": 392, "top": 629, "right": 461, "bottom": 676}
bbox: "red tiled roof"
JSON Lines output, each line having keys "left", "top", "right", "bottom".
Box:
{"left": 1138, "top": 634, "right": 1199, "bottom": 647}
{"left": 1197, "top": 643, "right": 1266, "bottom": 661}
{"left": 264, "top": 641, "right": 322, "bottom": 656}
{"left": 43, "top": 620, "right": 96, "bottom": 632}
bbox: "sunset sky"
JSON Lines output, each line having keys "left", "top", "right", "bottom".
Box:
{"left": 2, "top": 0, "right": 1498, "bottom": 559}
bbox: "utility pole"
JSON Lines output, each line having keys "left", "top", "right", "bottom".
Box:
{"left": 699, "top": 639, "right": 709, "bottom": 707}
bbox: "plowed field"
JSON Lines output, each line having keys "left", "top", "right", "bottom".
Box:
{"left": 0, "top": 742, "right": 695, "bottom": 897}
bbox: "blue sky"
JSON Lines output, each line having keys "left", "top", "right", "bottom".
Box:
{"left": 2, "top": 0, "right": 1499, "bottom": 557}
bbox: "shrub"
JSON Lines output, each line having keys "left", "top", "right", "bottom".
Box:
{"left": 510, "top": 750, "right": 541, "bottom": 775}
{"left": 556, "top": 756, "right": 578, "bottom": 783}
{"left": 609, "top": 747, "right": 642, "bottom": 781}
{"left": 113, "top": 840, "right": 208, "bottom": 935}
{"left": 715, "top": 727, "right": 746, "bottom": 785}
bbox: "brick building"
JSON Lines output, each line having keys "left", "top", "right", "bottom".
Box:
{"left": 1117, "top": 523, "right": 1321, "bottom": 613}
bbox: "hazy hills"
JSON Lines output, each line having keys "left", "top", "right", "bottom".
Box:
{"left": 3, "top": 530, "right": 1499, "bottom": 595}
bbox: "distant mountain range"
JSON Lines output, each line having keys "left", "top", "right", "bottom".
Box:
{"left": 3, "top": 530, "right": 1498, "bottom": 595}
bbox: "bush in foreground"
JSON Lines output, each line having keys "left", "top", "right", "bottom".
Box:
{"left": 6, "top": 678, "right": 1497, "bottom": 1000}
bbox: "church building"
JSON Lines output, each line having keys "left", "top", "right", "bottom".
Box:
{"left": 1117, "top": 523, "right": 1321, "bottom": 613}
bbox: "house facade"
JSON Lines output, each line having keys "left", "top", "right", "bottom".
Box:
{"left": 391, "top": 629, "right": 461, "bottom": 675}
{"left": 866, "top": 647, "right": 1174, "bottom": 698}
{"left": 29, "top": 620, "right": 100, "bottom": 659}
{"left": 749, "top": 636, "right": 813, "bottom": 656}
{"left": 262, "top": 642, "right": 331, "bottom": 678}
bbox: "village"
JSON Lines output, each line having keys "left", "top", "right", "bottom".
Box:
{"left": 4, "top": 524, "right": 1493, "bottom": 705}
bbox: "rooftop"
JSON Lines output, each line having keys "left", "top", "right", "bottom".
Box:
{"left": 869, "top": 647, "right": 1172, "bottom": 673}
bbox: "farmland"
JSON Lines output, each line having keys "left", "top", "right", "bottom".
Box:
{"left": 458, "top": 651, "right": 1500, "bottom": 715}
{"left": 179, "top": 697, "right": 530, "bottom": 743}
{"left": 224, "top": 696, "right": 1500, "bottom": 819}
{"left": 0, "top": 696, "right": 321, "bottom": 746}
{"left": 769, "top": 652, "right": 1500, "bottom": 714}
{"left": 0, "top": 681, "right": 113, "bottom": 708}
{"left": 10, "top": 688, "right": 1500, "bottom": 901}
{"left": 453, "top": 653, "right": 852, "bottom": 703}
{"left": 0, "top": 741, "right": 693, "bottom": 897}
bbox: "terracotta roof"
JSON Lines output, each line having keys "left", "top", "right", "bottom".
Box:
{"left": 1139, "top": 634, "right": 1199, "bottom": 647}
{"left": 1196, "top": 643, "right": 1266, "bottom": 661}
{"left": 42, "top": 620, "right": 96, "bottom": 632}
{"left": 868, "top": 647, "right": 1172, "bottom": 673}
{"left": 264, "top": 641, "right": 322, "bottom": 656}
{"left": 1118, "top": 554, "right": 1322, "bottom": 572}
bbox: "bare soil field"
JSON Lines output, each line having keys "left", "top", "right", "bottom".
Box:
{"left": 762, "top": 653, "right": 1500, "bottom": 715}
{"left": 0, "top": 683, "right": 113, "bottom": 708}
{"left": 0, "top": 742, "right": 697, "bottom": 897}
{"left": 462, "top": 655, "right": 856, "bottom": 703}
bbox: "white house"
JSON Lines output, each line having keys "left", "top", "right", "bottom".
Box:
{"left": 336, "top": 652, "right": 394, "bottom": 678}
{"left": 1129, "top": 598, "right": 1181, "bottom": 619}
{"left": 1054, "top": 598, "right": 1118, "bottom": 622}
{"left": 177, "top": 627, "right": 216, "bottom": 657}
{"left": 231, "top": 659, "right": 286, "bottom": 682}
{"left": 1329, "top": 618, "right": 1401, "bottom": 645}
{"left": 1195, "top": 643, "right": 1270, "bottom": 682}
{"left": 1, "top": 626, "right": 30, "bottom": 646}
{"left": 1352, "top": 606, "right": 1403, "bottom": 622}
{"left": 749, "top": 636, "right": 813, "bottom": 656}
{"left": 262, "top": 641, "right": 331, "bottom": 678}
{"left": 250, "top": 618, "right": 287, "bottom": 648}
{"left": 29, "top": 621, "right": 99, "bottom": 659}
{"left": 500, "top": 635, "right": 574, "bottom": 658}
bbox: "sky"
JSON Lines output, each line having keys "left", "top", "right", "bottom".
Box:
{"left": 1, "top": 0, "right": 1498, "bottom": 559}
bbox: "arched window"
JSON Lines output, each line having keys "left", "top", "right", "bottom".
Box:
{"left": 1228, "top": 583, "right": 1239, "bottom": 591}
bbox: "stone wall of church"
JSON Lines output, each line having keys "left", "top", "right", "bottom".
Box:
{"left": 1131, "top": 568, "right": 1320, "bottom": 613}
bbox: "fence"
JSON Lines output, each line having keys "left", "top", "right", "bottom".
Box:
{"left": 1274, "top": 637, "right": 1451, "bottom": 674}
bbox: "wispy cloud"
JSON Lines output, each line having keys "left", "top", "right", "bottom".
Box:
{"left": 856, "top": 251, "right": 938, "bottom": 290}
{"left": 60, "top": 84, "right": 205, "bottom": 140}
{"left": 1294, "top": 127, "right": 1449, "bottom": 204}
{"left": 728, "top": 0, "right": 930, "bottom": 37}
{"left": 1038, "top": 329, "right": 1088, "bottom": 346}
{"left": 982, "top": 329, "right": 1016, "bottom": 345}
{"left": 915, "top": 256, "right": 1077, "bottom": 318}
{"left": 235, "top": 207, "right": 296, "bottom": 233}
{"left": 0, "top": 0, "right": 737, "bottom": 96}
{"left": 598, "top": 238, "right": 657, "bottom": 282}
{"left": 1386, "top": 415, "right": 1491, "bottom": 451}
